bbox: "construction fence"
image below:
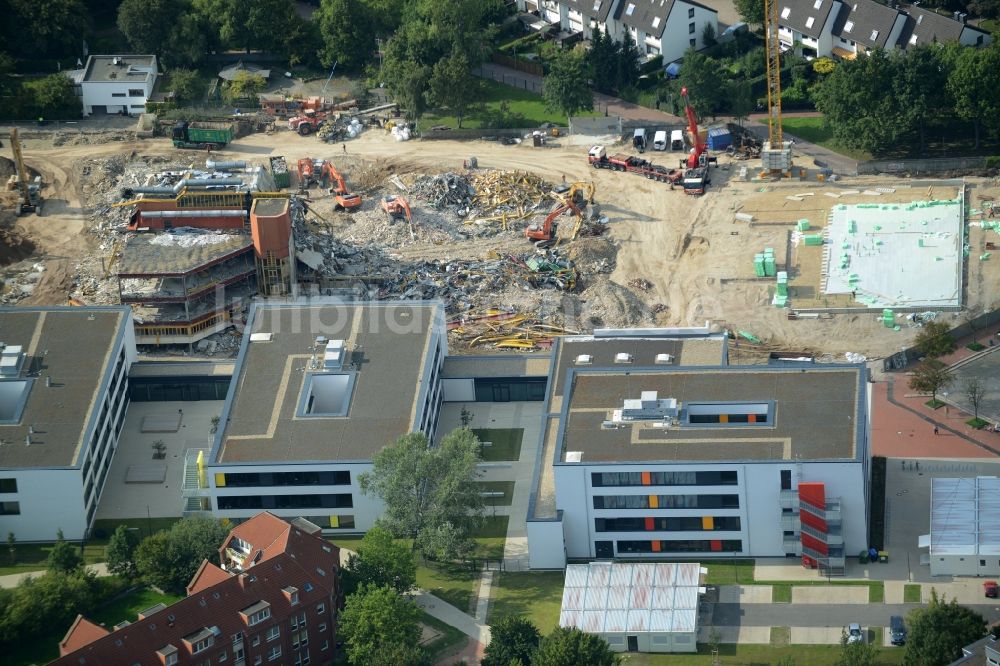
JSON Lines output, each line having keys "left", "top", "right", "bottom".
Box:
{"left": 490, "top": 53, "right": 545, "bottom": 78}
{"left": 882, "top": 307, "right": 1000, "bottom": 371}
{"left": 419, "top": 126, "right": 567, "bottom": 141}
{"left": 476, "top": 65, "right": 543, "bottom": 94}
{"left": 858, "top": 156, "right": 987, "bottom": 175}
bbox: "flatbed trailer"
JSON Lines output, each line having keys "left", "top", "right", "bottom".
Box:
{"left": 587, "top": 145, "right": 682, "bottom": 184}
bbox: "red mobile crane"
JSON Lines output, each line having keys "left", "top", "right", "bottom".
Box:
{"left": 679, "top": 87, "right": 714, "bottom": 195}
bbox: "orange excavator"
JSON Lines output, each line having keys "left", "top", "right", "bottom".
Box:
{"left": 320, "top": 161, "right": 362, "bottom": 211}
{"left": 297, "top": 158, "right": 316, "bottom": 188}
{"left": 525, "top": 201, "right": 583, "bottom": 247}
{"left": 380, "top": 195, "right": 412, "bottom": 223}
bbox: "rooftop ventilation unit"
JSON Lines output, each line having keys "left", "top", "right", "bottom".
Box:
{"left": 565, "top": 451, "right": 583, "bottom": 462}
{"left": 614, "top": 352, "right": 633, "bottom": 364}
{"left": 654, "top": 353, "right": 674, "bottom": 365}
{"left": 575, "top": 354, "right": 593, "bottom": 365}
{"left": 613, "top": 391, "right": 680, "bottom": 423}
{"left": 323, "top": 339, "right": 346, "bottom": 370}
{"left": 0, "top": 344, "right": 25, "bottom": 377}
{"left": 249, "top": 333, "right": 273, "bottom": 343}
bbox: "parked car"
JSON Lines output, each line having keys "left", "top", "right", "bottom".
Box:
{"left": 633, "top": 128, "right": 647, "bottom": 153}
{"left": 653, "top": 130, "right": 667, "bottom": 151}
{"left": 847, "top": 623, "right": 864, "bottom": 644}
{"left": 890, "top": 616, "right": 907, "bottom": 645}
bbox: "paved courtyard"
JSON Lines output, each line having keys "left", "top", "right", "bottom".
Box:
{"left": 946, "top": 346, "right": 1000, "bottom": 426}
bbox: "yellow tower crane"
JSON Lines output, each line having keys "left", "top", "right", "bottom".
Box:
{"left": 762, "top": 0, "right": 793, "bottom": 175}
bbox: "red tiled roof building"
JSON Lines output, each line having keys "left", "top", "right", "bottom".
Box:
{"left": 53, "top": 512, "right": 340, "bottom": 666}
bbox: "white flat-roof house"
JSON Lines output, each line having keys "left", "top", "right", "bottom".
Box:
{"left": 70, "top": 55, "right": 158, "bottom": 116}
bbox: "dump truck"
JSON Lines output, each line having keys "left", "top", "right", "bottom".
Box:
{"left": 171, "top": 121, "right": 234, "bottom": 149}
{"left": 587, "top": 146, "right": 682, "bottom": 184}
{"left": 682, "top": 167, "right": 710, "bottom": 195}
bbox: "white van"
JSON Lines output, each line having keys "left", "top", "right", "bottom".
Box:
{"left": 652, "top": 130, "right": 667, "bottom": 151}
{"left": 670, "top": 129, "right": 685, "bottom": 151}
{"left": 633, "top": 128, "right": 647, "bottom": 153}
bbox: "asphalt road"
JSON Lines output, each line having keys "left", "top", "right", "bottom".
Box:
{"left": 713, "top": 603, "right": 1000, "bottom": 626}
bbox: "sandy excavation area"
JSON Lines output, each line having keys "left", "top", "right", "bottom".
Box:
{"left": 2, "top": 125, "right": 998, "bottom": 361}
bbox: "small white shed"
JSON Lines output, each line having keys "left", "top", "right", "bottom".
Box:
{"left": 559, "top": 562, "right": 705, "bottom": 653}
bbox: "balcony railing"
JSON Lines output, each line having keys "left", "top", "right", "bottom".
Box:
{"left": 181, "top": 448, "right": 211, "bottom": 497}
{"left": 779, "top": 489, "right": 798, "bottom": 510}
{"left": 780, "top": 513, "right": 800, "bottom": 531}
{"left": 799, "top": 497, "right": 842, "bottom": 524}
{"left": 800, "top": 522, "right": 844, "bottom": 545}
{"left": 782, "top": 537, "right": 801, "bottom": 554}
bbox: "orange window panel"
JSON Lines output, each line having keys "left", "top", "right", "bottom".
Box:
{"left": 748, "top": 413, "right": 757, "bottom": 423}
{"left": 652, "top": 540, "right": 661, "bottom": 552}
{"left": 702, "top": 516, "right": 714, "bottom": 530}
{"left": 719, "top": 413, "right": 729, "bottom": 423}
{"left": 641, "top": 471, "right": 651, "bottom": 486}
{"left": 645, "top": 517, "right": 655, "bottom": 531}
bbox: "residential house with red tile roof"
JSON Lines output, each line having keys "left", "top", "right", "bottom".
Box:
{"left": 52, "top": 512, "right": 340, "bottom": 666}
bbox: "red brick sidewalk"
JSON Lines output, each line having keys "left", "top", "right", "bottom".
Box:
{"left": 872, "top": 374, "right": 998, "bottom": 458}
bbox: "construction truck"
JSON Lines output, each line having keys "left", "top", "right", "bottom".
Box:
{"left": 525, "top": 201, "right": 583, "bottom": 247}
{"left": 171, "top": 121, "right": 234, "bottom": 149}
{"left": 587, "top": 146, "right": 682, "bottom": 185}
{"left": 678, "top": 87, "right": 716, "bottom": 196}
{"left": 287, "top": 109, "right": 328, "bottom": 136}
{"left": 320, "top": 161, "right": 362, "bottom": 211}
{"left": 380, "top": 195, "right": 412, "bottom": 223}
{"left": 296, "top": 158, "right": 316, "bottom": 188}
{"left": 8, "top": 128, "right": 40, "bottom": 215}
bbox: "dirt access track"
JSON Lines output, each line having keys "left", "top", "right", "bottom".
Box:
{"left": 4, "top": 127, "right": 997, "bottom": 361}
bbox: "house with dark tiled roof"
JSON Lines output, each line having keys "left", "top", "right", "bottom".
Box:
{"left": 777, "top": 0, "right": 846, "bottom": 59}
{"left": 897, "top": 4, "right": 991, "bottom": 50}
{"left": 52, "top": 513, "right": 341, "bottom": 666}
{"left": 515, "top": 0, "right": 718, "bottom": 62}
{"left": 777, "top": 0, "right": 991, "bottom": 58}
{"left": 830, "top": 0, "right": 908, "bottom": 57}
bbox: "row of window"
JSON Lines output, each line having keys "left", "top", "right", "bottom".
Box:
{"left": 615, "top": 539, "right": 742, "bottom": 554}
{"left": 593, "top": 494, "right": 739, "bottom": 510}
{"left": 595, "top": 516, "right": 741, "bottom": 532}
{"left": 591, "top": 471, "right": 738, "bottom": 488}
{"left": 220, "top": 471, "right": 350, "bottom": 488}
{"left": 217, "top": 494, "right": 353, "bottom": 511}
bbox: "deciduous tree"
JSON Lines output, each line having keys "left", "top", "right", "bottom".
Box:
{"left": 317, "top": 0, "right": 376, "bottom": 71}
{"left": 733, "top": 0, "right": 765, "bottom": 26}
{"left": 533, "top": 627, "right": 617, "bottom": 666}
{"left": 964, "top": 376, "right": 986, "bottom": 422}
{"left": 24, "top": 74, "right": 82, "bottom": 119}
{"left": 168, "top": 68, "right": 203, "bottom": 103}
{"left": 896, "top": 45, "right": 950, "bottom": 154}
{"left": 678, "top": 50, "right": 724, "bottom": 118}
{"left": 339, "top": 584, "right": 422, "bottom": 666}
{"left": 107, "top": 525, "right": 140, "bottom": 579}
{"left": 359, "top": 428, "right": 483, "bottom": 560}
{"left": 426, "top": 50, "right": 481, "bottom": 128}
{"left": 838, "top": 629, "right": 878, "bottom": 666}
{"left": 543, "top": 50, "right": 594, "bottom": 119}
{"left": 915, "top": 321, "right": 956, "bottom": 358}
{"left": 10, "top": 0, "right": 90, "bottom": 58}
{"left": 947, "top": 43, "right": 1000, "bottom": 149}
{"left": 908, "top": 359, "right": 954, "bottom": 405}
{"left": 135, "top": 517, "right": 228, "bottom": 594}
{"left": 343, "top": 526, "right": 416, "bottom": 595}
{"left": 482, "top": 615, "right": 541, "bottom": 666}
{"left": 728, "top": 79, "right": 754, "bottom": 126}
{"left": 117, "top": 0, "right": 185, "bottom": 57}
{"left": 47, "top": 529, "right": 83, "bottom": 574}
{"left": 904, "top": 590, "right": 985, "bottom": 665}
{"left": 224, "top": 71, "right": 266, "bottom": 103}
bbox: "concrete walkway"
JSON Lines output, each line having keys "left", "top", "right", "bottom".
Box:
{"left": 0, "top": 562, "right": 109, "bottom": 588}
{"left": 413, "top": 589, "right": 492, "bottom": 645}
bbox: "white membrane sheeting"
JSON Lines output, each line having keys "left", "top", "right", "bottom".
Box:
{"left": 559, "top": 562, "right": 701, "bottom": 637}
{"left": 823, "top": 199, "right": 963, "bottom": 307}
{"left": 930, "top": 477, "right": 1000, "bottom": 556}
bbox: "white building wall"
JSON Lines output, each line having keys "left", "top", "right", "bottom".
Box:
{"left": 659, "top": 2, "right": 717, "bottom": 63}
{"left": 527, "top": 517, "right": 567, "bottom": 568}
{"left": 930, "top": 553, "right": 1000, "bottom": 577}
{"left": 0, "top": 469, "right": 88, "bottom": 541}
{"left": 82, "top": 79, "right": 155, "bottom": 116}
{"left": 556, "top": 459, "right": 866, "bottom": 560}
{"left": 209, "top": 462, "right": 381, "bottom": 531}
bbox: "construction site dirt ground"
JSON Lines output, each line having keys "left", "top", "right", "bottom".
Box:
{"left": 3, "top": 127, "right": 999, "bottom": 361}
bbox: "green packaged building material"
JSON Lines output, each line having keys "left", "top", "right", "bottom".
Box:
{"left": 804, "top": 235, "right": 824, "bottom": 246}
{"left": 797, "top": 219, "right": 810, "bottom": 231}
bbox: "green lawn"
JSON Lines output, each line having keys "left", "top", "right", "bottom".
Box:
{"left": 89, "top": 587, "right": 183, "bottom": 628}
{"left": 473, "top": 428, "right": 524, "bottom": 462}
{"left": 478, "top": 480, "right": 515, "bottom": 506}
{"left": 420, "top": 79, "right": 600, "bottom": 130}
{"left": 781, "top": 116, "right": 872, "bottom": 162}
{"left": 91, "top": 517, "right": 182, "bottom": 540}
{"left": 904, "top": 584, "right": 922, "bottom": 603}
{"left": 617, "top": 644, "right": 905, "bottom": 665}
{"left": 703, "top": 559, "right": 755, "bottom": 585}
{"left": 417, "top": 561, "right": 480, "bottom": 613}
{"left": 0, "top": 540, "right": 109, "bottom": 577}
{"left": 488, "top": 571, "right": 564, "bottom": 634}
{"left": 419, "top": 610, "right": 468, "bottom": 660}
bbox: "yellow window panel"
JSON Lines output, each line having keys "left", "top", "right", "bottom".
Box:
{"left": 329, "top": 515, "right": 339, "bottom": 528}
{"left": 702, "top": 516, "right": 714, "bottom": 530}
{"left": 214, "top": 473, "right": 226, "bottom": 487}
{"left": 649, "top": 495, "right": 658, "bottom": 509}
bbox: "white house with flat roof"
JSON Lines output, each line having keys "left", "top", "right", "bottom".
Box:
{"left": 0, "top": 306, "right": 136, "bottom": 541}
{"left": 69, "top": 55, "right": 158, "bottom": 116}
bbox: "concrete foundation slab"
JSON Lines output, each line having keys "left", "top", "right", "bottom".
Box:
{"left": 792, "top": 585, "right": 869, "bottom": 604}
{"left": 824, "top": 198, "right": 963, "bottom": 308}
{"left": 718, "top": 585, "right": 773, "bottom": 604}
{"left": 790, "top": 626, "right": 848, "bottom": 644}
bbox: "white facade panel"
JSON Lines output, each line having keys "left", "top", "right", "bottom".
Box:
{"left": 0, "top": 469, "right": 87, "bottom": 541}
{"left": 526, "top": 517, "right": 567, "bottom": 568}
{"left": 660, "top": 3, "right": 718, "bottom": 63}
{"left": 441, "top": 378, "right": 475, "bottom": 402}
